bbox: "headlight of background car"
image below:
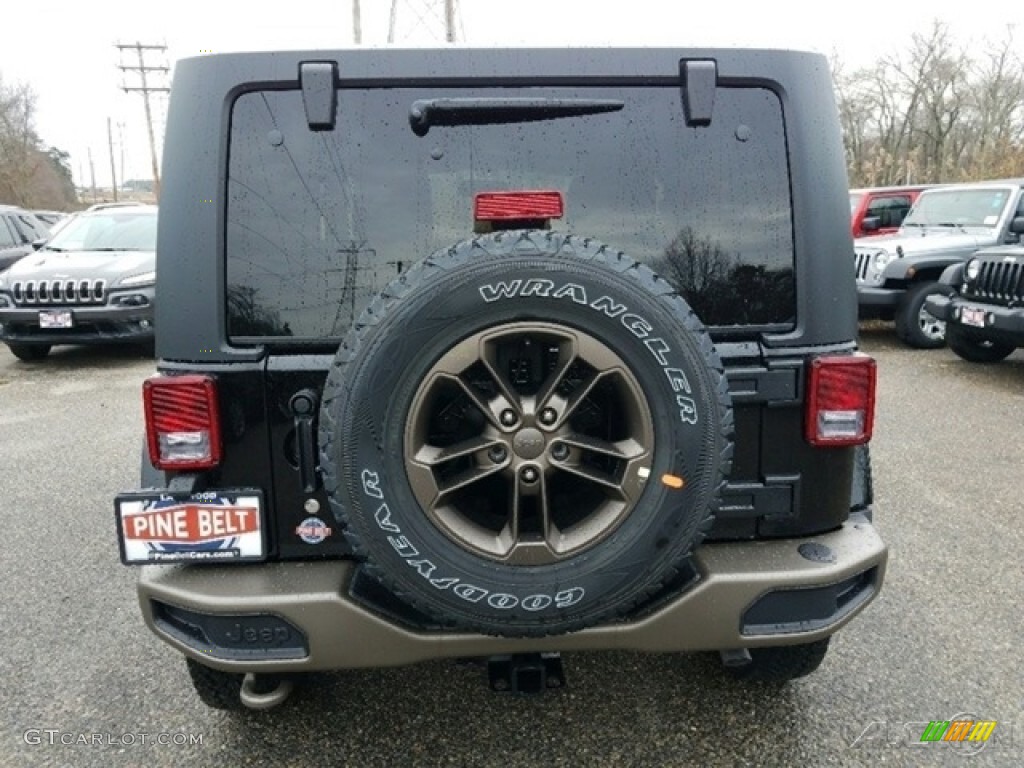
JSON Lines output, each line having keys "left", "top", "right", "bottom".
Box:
{"left": 118, "top": 271, "right": 155, "bottom": 287}
{"left": 872, "top": 250, "right": 893, "bottom": 271}
{"left": 965, "top": 258, "right": 981, "bottom": 282}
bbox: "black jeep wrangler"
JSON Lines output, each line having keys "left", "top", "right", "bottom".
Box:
{"left": 114, "top": 47, "right": 887, "bottom": 710}
{"left": 927, "top": 244, "right": 1024, "bottom": 363}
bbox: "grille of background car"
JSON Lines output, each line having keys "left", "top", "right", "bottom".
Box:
{"left": 11, "top": 279, "right": 107, "bottom": 305}
{"left": 854, "top": 250, "right": 875, "bottom": 281}
{"left": 964, "top": 261, "right": 1024, "bottom": 303}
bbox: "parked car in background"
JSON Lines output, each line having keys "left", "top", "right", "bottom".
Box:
{"left": 926, "top": 244, "right": 1024, "bottom": 363}
{"left": 34, "top": 211, "right": 78, "bottom": 243}
{"left": 0, "top": 205, "right": 52, "bottom": 272}
{"left": 0, "top": 204, "right": 157, "bottom": 361}
{"left": 33, "top": 210, "right": 68, "bottom": 228}
{"left": 849, "top": 185, "right": 932, "bottom": 238}
{"left": 853, "top": 179, "right": 1024, "bottom": 348}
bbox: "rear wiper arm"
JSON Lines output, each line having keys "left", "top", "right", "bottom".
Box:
{"left": 409, "top": 97, "right": 624, "bottom": 136}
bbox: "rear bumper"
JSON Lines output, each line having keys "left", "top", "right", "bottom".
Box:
{"left": 137, "top": 515, "right": 888, "bottom": 673}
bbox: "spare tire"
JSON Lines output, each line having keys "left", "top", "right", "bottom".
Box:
{"left": 319, "top": 231, "right": 733, "bottom": 637}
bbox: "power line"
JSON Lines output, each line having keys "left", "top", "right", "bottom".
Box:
{"left": 117, "top": 42, "right": 170, "bottom": 201}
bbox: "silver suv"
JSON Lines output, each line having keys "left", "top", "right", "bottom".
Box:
{"left": 0, "top": 204, "right": 157, "bottom": 361}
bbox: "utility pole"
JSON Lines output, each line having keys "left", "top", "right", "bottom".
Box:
{"left": 117, "top": 42, "right": 170, "bottom": 201}
{"left": 444, "top": 0, "right": 456, "bottom": 43}
{"left": 388, "top": 0, "right": 398, "bottom": 43}
{"left": 118, "top": 122, "right": 126, "bottom": 195}
{"left": 107, "top": 117, "right": 118, "bottom": 201}
{"left": 87, "top": 148, "right": 98, "bottom": 203}
{"left": 352, "top": 0, "right": 362, "bottom": 44}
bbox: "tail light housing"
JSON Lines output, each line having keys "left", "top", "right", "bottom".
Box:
{"left": 144, "top": 374, "right": 222, "bottom": 470}
{"left": 805, "top": 355, "right": 876, "bottom": 447}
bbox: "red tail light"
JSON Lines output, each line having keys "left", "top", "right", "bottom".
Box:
{"left": 144, "top": 374, "right": 222, "bottom": 470}
{"left": 805, "top": 355, "right": 876, "bottom": 447}
{"left": 474, "top": 190, "right": 564, "bottom": 222}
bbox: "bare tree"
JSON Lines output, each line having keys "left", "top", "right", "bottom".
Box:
{"left": 963, "top": 28, "right": 1024, "bottom": 179}
{"left": 833, "top": 20, "right": 1024, "bottom": 186}
{"left": 0, "top": 74, "right": 40, "bottom": 204}
{"left": 0, "top": 71, "right": 76, "bottom": 209}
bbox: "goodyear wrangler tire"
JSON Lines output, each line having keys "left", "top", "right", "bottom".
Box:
{"left": 319, "top": 231, "right": 733, "bottom": 637}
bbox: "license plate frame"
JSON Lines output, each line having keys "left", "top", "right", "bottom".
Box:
{"left": 115, "top": 489, "right": 266, "bottom": 565}
{"left": 39, "top": 309, "right": 74, "bottom": 329}
{"left": 960, "top": 306, "right": 987, "bottom": 328}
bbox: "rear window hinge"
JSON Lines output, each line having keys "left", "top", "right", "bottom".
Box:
{"left": 679, "top": 59, "right": 717, "bottom": 127}
{"left": 299, "top": 61, "right": 338, "bottom": 131}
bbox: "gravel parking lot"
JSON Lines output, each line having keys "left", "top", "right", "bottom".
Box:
{"left": 1, "top": 329, "right": 1022, "bottom": 767}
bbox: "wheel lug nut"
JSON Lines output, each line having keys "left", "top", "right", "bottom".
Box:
{"left": 550, "top": 442, "right": 569, "bottom": 461}
{"left": 500, "top": 409, "right": 518, "bottom": 427}
{"left": 487, "top": 445, "right": 508, "bottom": 463}
{"left": 520, "top": 467, "right": 539, "bottom": 484}
{"left": 539, "top": 408, "right": 557, "bottom": 426}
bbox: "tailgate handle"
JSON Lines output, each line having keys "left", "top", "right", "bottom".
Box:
{"left": 289, "top": 390, "right": 320, "bottom": 492}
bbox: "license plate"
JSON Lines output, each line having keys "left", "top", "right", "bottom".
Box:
{"left": 115, "top": 490, "right": 265, "bottom": 565}
{"left": 960, "top": 306, "right": 987, "bottom": 328}
{"left": 39, "top": 310, "right": 73, "bottom": 329}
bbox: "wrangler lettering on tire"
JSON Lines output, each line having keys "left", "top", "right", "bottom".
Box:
{"left": 319, "top": 231, "right": 733, "bottom": 637}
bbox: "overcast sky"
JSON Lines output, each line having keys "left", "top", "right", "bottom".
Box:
{"left": 2, "top": 0, "right": 1020, "bottom": 191}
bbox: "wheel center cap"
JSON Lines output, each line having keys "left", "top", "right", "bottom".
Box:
{"left": 512, "top": 428, "right": 546, "bottom": 459}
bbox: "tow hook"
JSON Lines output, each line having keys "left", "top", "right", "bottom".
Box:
{"left": 487, "top": 653, "right": 565, "bottom": 695}
{"left": 239, "top": 674, "right": 294, "bottom": 710}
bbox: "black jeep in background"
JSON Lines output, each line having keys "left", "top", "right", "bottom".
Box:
{"left": 928, "top": 243, "right": 1024, "bottom": 363}
{"left": 114, "top": 48, "right": 886, "bottom": 710}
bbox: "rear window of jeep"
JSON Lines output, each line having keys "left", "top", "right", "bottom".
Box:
{"left": 226, "top": 85, "right": 795, "bottom": 341}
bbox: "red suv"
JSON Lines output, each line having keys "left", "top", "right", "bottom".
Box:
{"left": 849, "top": 186, "right": 931, "bottom": 238}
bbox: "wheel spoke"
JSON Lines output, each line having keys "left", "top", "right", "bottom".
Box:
{"left": 534, "top": 337, "right": 578, "bottom": 408}
{"left": 559, "top": 433, "right": 646, "bottom": 461}
{"left": 480, "top": 337, "right": 523, "bottom": 417}
{"left": 502, "top": 471, "right": 559, "bottom": 565}
{"left": 542, "top": 368, "right": 617, "bottom": 427}
{"left": 431, "top": 372, "right": 512, "bottom": 431}
{"left": 436, "top": 463, "right": 506, "bottom": 498}
{"left": 553, "top": 461, "right": 621, "bottom": 492}
{"left": 412, "top": 435, "right": 505, "bottom": 467}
